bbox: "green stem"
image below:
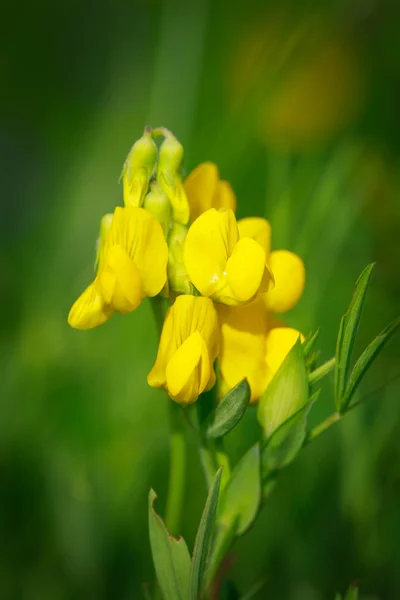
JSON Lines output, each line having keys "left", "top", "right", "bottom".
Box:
{"left": 149, "top": 297, "right": 186, "bottom": 537}
{"left": 164, "top": 401, "right": 186, "bottom": 536}
{"left": 198, "top": 432, "right": 219, "bottom": 490}
{"left": 306, "top": 411, "right": 341, "bottom": 444}
{"left": 308, "top": 357, "right": 336, "bottom": 386}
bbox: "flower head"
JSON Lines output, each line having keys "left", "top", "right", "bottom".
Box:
{"left": 184, "top": 162, "right": 236, "bottom": 222}
{"left": 184, "top": 208, "right": 273, "bottom": 306}
{"left": 147, "top": 295, "right": 219, "bottom": 404}
{"left": 68, "top": 207, "right": 168, "bottom": 330}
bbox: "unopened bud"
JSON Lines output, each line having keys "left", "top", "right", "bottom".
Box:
{"left": 157, "top": 136, "right": 190, "bottom": 225}
{"left": 122, "top": 130, "right": 157, "bottom": 207}
{"left": 95, "top": 213, "right": 113, "bottom": 271}
{"left": 143, "top": 181, "right": 172, "bottom": 238}
{"left": 167, "top": 222, "right": 193, "bottom": 295}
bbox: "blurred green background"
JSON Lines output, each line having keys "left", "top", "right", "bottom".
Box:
{"left": 2, "top": 0, "right": 400, "bottom": 598}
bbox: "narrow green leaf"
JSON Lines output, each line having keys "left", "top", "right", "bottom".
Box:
{"left": 205, "top": 379, "right": 251, "bottom": 439}
{"left": 342, "top": 318, "right": 399, "bottom": 410}
{"left": 302, "top": 328, "right": 320, "bottom": 359}
{"left": 148, "top": 489, "right": 191, "bottom": 600}
{"left": 262, "top": 390, "right": 319, "bottom": 473}
{"left": 334, "top": 263, "right": 375, "bottom": 411}
{"left": 258, "top": 339, "right": 308, "bottom": 437}
{"left": 190, "top": 468, "right": 223, "bottom": 600}
{"left": 344, "top": 583, "right": 359, "bottom": 600}
{"left": 334, "top": 594, "right": 343, "bottom": 600}
{"left": 218, "top": 444, "right": 261, "bottom": 536}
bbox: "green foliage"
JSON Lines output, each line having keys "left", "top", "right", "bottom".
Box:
{"left": 218, "top": 444, "right": 261, "bottom": 536}
{"left": 148, "top": 489, "right": 191, "bottom": 600}
{"left": 334, "top": 264, "right": 375, "bottom": 412}
{"left": 342, "top": 317, "right": 400, "bottom": 409}
{"left": 336, "top": 583, "right": 359, "bottom": 600}
{"left": 262, "top": 390, "right": 320, "bottom": 473}
{"left": 190, "top": 468, "right": 222, "bottom": 600}
{"left": 258, "top": 339, "right": 309, "bottom": 437}
{"left": 205, "top": 379, "right": 251, "bottom": 439}
{"left": 302, "top": 329, "right": 320, "bottom": 359}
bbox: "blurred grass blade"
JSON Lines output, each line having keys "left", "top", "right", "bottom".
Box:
{"left": 218, "top": 444, "right": 261, "bottom": 536}
{"left": 344, "top": 584, "right": 359, "bottom": 600}
{"left": 302, "top": 329, "right": 320, "bottom": 359}
{"left": 205, "top": 379, "right": 251, "bottom": 439}
{"left": 239, "top": 579, "right": 267, "bottom": 600}
{"left": 342, "top": 318, "right": 400, "bottom": 410}
{"left": 148, "top": 489, "right": 191, "bottom": 600}
{"left": 334, "top": 263, "right": 375, "bottom": 412}
{"left": 190, "top": 468, "right": 222, "bottom": 600}
{"left": 262, "top": 390, "right": 320, "bottom": 473}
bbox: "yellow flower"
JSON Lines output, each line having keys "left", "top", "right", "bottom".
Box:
{"left": 218, "top": 299, "right": 303, "bottom": 403}
{"left": 183, "top": 162, "right": 236, "bottom": 222}
{"left": 184, "top": 208, "right": 273, "bottom": 306}
{"left": 147, "top": 295, "right": 219, "bottom": 404}
{"left": 237, "top": 216, "right": 305, "bottom": 313}
{"left": 68, "top": 207, "right": 168, "bottom": 330}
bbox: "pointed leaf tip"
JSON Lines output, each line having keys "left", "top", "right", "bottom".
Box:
{"left": 205, "top": 379, "right": 251, "bottom": 439}
{"left": 334, "top": 263, "right": 375, "bottom": 412}
{"left": 190, "top": 468, "right": 222, "bottom": 600}
{"left": 148, "top": 489, "right": 191, "bottom": 600}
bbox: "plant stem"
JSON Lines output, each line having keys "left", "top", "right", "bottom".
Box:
{"left": 306, "top": 411, "right": 341, "bottom": 444}
{"left": 164, "top": 401, "right": 186, "bottom": 536}
{"left": 308, "top": 357, "right": 336, "bottom": 386}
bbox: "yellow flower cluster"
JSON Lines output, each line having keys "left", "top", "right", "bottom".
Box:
{"left": 68, "top": 128, "right": 305, "bottom": 405}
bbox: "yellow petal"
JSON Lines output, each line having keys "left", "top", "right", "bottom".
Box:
{"left": 166, "top": 332, "right": 211, "bottom": 404}
{"left": 265, "top": 327, "right": 304, "bottom": 386}
{"left": 265, "top": 250, "right": 305, "bottom": 313}
{"left": 218, "top": 299, "right": 268, "bottom": 403}
{"left": 213, "top": 180, "right": 237, "bottom": 213}
{"left": 184, "top": 162, "right": 218, "bottom": 222}
{"left": 147, "top": 306, "right": 174, "bottom": 388}
{"left": 238, "top": 217, "right": 271, "bottom": 255}
{"left": 225, "top": 237, "right": 267, "bottom": 304}
{"left": 98, "top": 245, "right": 142, "bottom": 313}
{"left": 106, "top": 206, "right": 168, "bottom": 297}
{"left": 147, "top": 295, "right": 219, "bottom": 402}
{"left": 184, "top": 208, "right": 238, "bottom": 298}
{"left": 68, "top": 281, "right": 113, "bottom": 330}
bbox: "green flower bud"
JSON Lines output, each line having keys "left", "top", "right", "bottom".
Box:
{"left": 122, "top": 130, "right": 157, "bottom": 208}
{"left": 157, "top": 136, "right": 190, "bottom": 226}
{"left": 167, "top": 222, "right": 193, "bottom": 295}
{"left": 143, "top": 181, "right": 172, "bottom": 238}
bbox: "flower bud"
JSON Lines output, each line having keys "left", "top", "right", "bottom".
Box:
{"left": 96, "top": 213, "right": 113, "bottom": 270}
{"left": 143, "top": 181, "right": 171, "bottom": 238}
{"left": 167, "top": 222, "right": 193, "bottom": 295}
{"left": 122, "top": 130, "right": 157, "bottom": 207}
{"left": 157, "top": 136, "right": 190, "bottom": 225}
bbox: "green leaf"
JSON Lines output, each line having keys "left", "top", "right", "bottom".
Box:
{"left": 190, "top": 468, "right": 222, "bottom": 600}
{"left": 342, "top": 318, "right": 400, "bottom": 409}
{"left": 334, "top": 263, "right": 374, "bottom": 412}
{"left": 262, "top": 390, "right": 319, "bottom": 473}
{"left": 218, "top": 444, "right": 261, "bottom": 536}
{"left": 148, "top": 489, "right": 191, "bottom": 600}
{"left": 205, "top": 379, "right": 251, "bottom": 439}
{"left": 258, "top": 339, "right": 308, "bottom": 437}
{"left": 334, "top": 595, "right": 343, "bottom": 600}
{"left": 302, "top": 328, "right": 320, "bottom": 359}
